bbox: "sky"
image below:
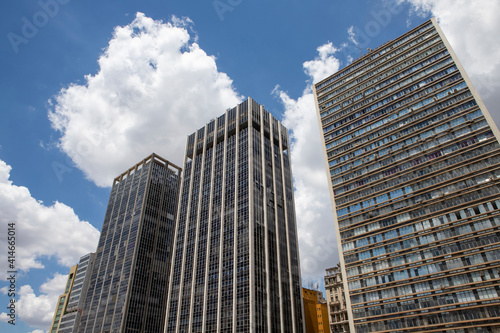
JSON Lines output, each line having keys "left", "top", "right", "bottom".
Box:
{"left": 0, "top": 0, "right": 499, "bottom": 331}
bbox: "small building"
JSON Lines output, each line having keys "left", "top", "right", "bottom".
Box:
{"left": 303, "top": 287, "right": 330, "bottom": 333}
{"left": 324, "top": 265, "right": 349, "bottom": 333}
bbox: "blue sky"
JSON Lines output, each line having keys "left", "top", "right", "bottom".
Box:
{"left": 1, "top": 0, "right": 499, "bottom": 331}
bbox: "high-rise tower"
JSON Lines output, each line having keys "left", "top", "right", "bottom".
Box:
{"left": 164, "top": 98, "right": 304, "bottom": 332}
{"left": 78, "top": 154, "right": 181, "bottom": 333}
{"left": 49, "top": 264, "right": 78, "bottom": 333}
{"left": 55, "top": 253, "right": 96, "bottom": 333}
{"left": 314, "top": 18, "right": 500, "bottom": 332}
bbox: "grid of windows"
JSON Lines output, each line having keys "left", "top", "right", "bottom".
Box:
{"left": 165, "top": 98, "right": 303, "bottom": 332}
{"left": 314, "top": 18, "right": 500, "bottom": 332}
{"left": 56, "top": 253, "right": 96, "bottom": 333}
{"left": 77, "top": 155, "right": 181, "bottom": 333}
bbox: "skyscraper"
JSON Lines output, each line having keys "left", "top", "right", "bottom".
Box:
{"left": 78, "top": 154, "right": 181, "bottom": 333}
{"left": 49, "top": 264, "right": 78, "bottom": 333}
{"left": 57, "top": 253, "right": 96, "bottom": 333}
{"left": 164, "top": 98, "right": 304, "bottom": 332}
{"left": 314, "top": 18, "right": 500, "bottom": 332}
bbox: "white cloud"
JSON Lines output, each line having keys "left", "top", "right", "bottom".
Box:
{"left": 404, "top": 0, "right": 500, "bottom": 126}
{"left": 0, "top": 273, "right": 67, "bottom": 330}
{"left": 49, "top": 12, "right": 242, "bottom": 187}
{"left": 303, "top": 43, "right": 341, "bottom": 84}
{"left": 0, "top": 159, "right": 99, "bottom": 272}
{"left": 274, "top": 44, "right": 342, "bottom": 285}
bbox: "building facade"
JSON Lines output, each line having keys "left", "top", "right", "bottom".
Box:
{"left": 324, "top": 265, "right": 349, "bottom": 333}
{"left": 78, "top": 154, "right": 181, "bottom": 333}
{"left": 314, "top": 18, "right": 500, "bottom": 332}
{"left": 57, "top": 253, "right": 96, "bottom": 333}
{"left": 49, "top": 265, "right": 78, "bottom": 333}
{"left": 164, "top": 98, "right": 304, "bottom": 332}
{"left": 302, "top": 287, "right": 330, "bottom": 333}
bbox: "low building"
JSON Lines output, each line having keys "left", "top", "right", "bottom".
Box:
{"left": 303, "top": 287, "right": 330, "bottom": 333}
{"left": 324, "top": 265, "right": 349, "bottom": 333}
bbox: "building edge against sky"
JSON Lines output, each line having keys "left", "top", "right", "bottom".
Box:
{"left": 49, "top": 264, "right": 78, "bottom": 333}
{"left": 164, "top": 98, "right": 305, "bottom": 332}
{"left": 302, "top": 287, "right": 330, "bottom": 333}
{"left": 314, "top": 17, "right": 500, "bottom": 332}
{"left": 78, "top": 154, "right": 181, "bottom": 333}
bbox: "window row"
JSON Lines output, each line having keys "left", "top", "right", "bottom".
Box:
{"left": 342, "top": 196, "right": 500, "bottom": 248}
{"left": 319, "top": 34, "right": 443, "bottom": 111}
{"left": 325, "top": 77, "right": 466, "bottom": 148}
{"left": 317, "top": 22, "right": 434, "bottom": 93}
{"left": 337, "top": 147, "right": 496, "bottom": 221}
{"left": 356, "top": 306, "right": 500, "bottom": 333}
{"left": 331, "top": 107, "right": 484, "bottom": 187}
{"left": 349, "top": 247, "right": 500, "bottom": 296}
{"left": 322, "top": 50, "right": 452, "bottom": 134}
{"left": 328, "top": 94, "right": 476, "bottom": 172}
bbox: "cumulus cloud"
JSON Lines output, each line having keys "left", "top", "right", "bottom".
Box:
{"left": 49, "top": 12, "right": 242, "bottom": 187}
{"left": 274, "top": 44, "right": 342, "bottom": 285}
{"left": 403, "top": 0, "right": 500, "bottom": 125}
{"left": 303, "top": 43, "right": 341, "bottom": 84}
{"left": 0, "top": 273, "right": 67, "bottom": 329}
{"left": 0, "top": 159, "right": 99, "bottom": 272}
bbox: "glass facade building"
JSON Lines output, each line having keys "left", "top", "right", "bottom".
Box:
{"left": 49, "top": 264, "right": 78, "bottom": 333}
{"left": 314, "top": 18, "right": 500, "bottom": 332}
{"left": 78, "top": 154, "right": 181, "bottom": 333}
{"left": 164, "top": 98, "right": 304, "bottom": 333}
{"left": 57, "top": 253, "right": 96, "bottom": 333}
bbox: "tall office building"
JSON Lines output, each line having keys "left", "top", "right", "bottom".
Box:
{"left": 164, "top": 98, "right": 304, "bottom": 332}
{"left": 49, "top": 264, "right": 78, "bottom": 333}
{"left": 57, "top": 253, "right": 96, "bottom": 333}
{"left": 314, "top": 18, "right": 500, "bottom": 332}
{"left": 78, "top": 154, "right": 181, "bottom": 333}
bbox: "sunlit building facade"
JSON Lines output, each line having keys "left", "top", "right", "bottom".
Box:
{"left": 302, "top": 287, "right": 330, "bottom": 333}
{"left": 78, "top": 154, "right": 181, "bottom": 333}
{"left": 314, "top": 18, "right": 500, "bottom": 332}
{"left": 57, "top": 253, "right": 96, "bottom": 333}
{"left": 49, "top": 264, "right": 78, "bottom": 333}
{"left": 324, "top": 265, "right": 349, "bottom": 333}
{"left": 164, "top": 98, "right": 304, "bottom": 332}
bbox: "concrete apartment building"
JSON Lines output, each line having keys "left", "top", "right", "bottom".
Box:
{"left": 164, "top": 98, "right": 304, "bottom": 333}
{"left": 314, "top": 18, "right": 500, "bottom": 332}
{"left": 77, "top": 154, "right": 181, "bottom": 333}
{"left": 324, "top": 265, "right": 349, "bottom": 333}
